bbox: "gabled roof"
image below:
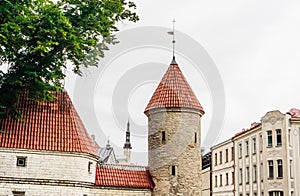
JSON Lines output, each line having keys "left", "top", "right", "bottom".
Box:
{"left": 144, "top": 58, "right": 204, "bottom": 113}
{"left": 0, "top": 91, "right": 97, "bottom": 156}
{"left": 95, "top": 164, "right": 155, "bottom": 189}
{"left": 97, "top": 144, "right": 117, "bottom": 163}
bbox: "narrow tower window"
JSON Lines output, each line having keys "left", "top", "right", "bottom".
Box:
{"left": 171, "top": 165, "right": 176, "bottom": 176}
{"left": 194, "top": 132, "right": 197, "bottom": 143}
{"left": 88, "top": 162, "right": 93, "bottom": 173}
{"left": 162, "top": 131, "right": 166, "bottom": 142}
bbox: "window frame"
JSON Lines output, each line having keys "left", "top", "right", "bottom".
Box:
{"left": 252, "top": 136, "right": 257, "bottom": 154}
{"left": 267, "top": 130, "right": 273, "bottom": 147}
{"left": 277, "top": 159, "right": 283, "bottom": 178}
{"left": 268, "top": 160, "right": 274, "bottom": 179}
{"left": 16, "top": 157, "right": 27, "bottom": 167}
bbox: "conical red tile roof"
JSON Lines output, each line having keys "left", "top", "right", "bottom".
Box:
{"left": 0, "top": 91, "right": 98, "bottom": 156}
{"left": 145, "top": 58, "right": 204, "bottom": 113}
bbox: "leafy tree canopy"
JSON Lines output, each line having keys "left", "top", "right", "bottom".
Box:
{"left": 0, "top": 0, "right": 138, "bottom": 118}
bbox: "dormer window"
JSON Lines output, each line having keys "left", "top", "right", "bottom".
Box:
{"left": 16, "top": 157, "right": 27, "bottom": 167}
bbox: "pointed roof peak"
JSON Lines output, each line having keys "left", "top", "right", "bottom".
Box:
{"left": 144, "top": 58, "right": 204, "bottom": 113}
{"left": 170, "top": 56, "right": 177, "bottom": 65}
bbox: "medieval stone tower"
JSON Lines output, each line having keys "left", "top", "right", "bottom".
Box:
{"left": 144, "top": 57, "right": 204, "bottom": 195}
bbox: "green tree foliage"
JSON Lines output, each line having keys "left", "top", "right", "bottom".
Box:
{"left": 0, "top": 0, "right": 138, "bottom": 118}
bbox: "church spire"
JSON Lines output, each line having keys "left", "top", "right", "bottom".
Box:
{"left": 123, "top": 119, "right": 132, "bottom": 149}
{"left": 123, "top": 119, "right": 132, "bottom": 164}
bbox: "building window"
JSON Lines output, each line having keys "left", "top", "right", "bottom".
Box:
{"left": 245, "top": 140, "right": 249, "bottom": 156}
{"left": 268, "top": 160, "right": 274, "bottom": 179}
{"left": 267, "top": 130, "right": 273, "bottom": 147}
{"left": 171, "top": 165, "right": 176, "bottom": 176}
{"left": 253, "top": 165, "right": 257, "bottom": 182}
{"left": 259, "top": 133, "right": 263, "bottom": 152}
{"left": 288, "top": 129, "right": 292, "bottom": 146}
{"left": 253, "top": 137, "right": 257, "bottom": 154}
{"left": 231, "top": 146, "right": 234, "bottom": 160}
{"left": 277, "top": 160, "right": 283, "bottom": 178}
{"left": 215, "top": 175, "right": 218, "bottom": 187}
{"left": 162, "top": 131, "right": 166, "bottom": 142}
{"left": 88, "top": 162, "right": 92, "bottom": 173}
{"left": 12, "top": 191, "right": 25, "bottom": 196}
{"left": 220, "top": 174, "right": 222, "bottom": 186}
{"left": 220, "top": 151, "right": 222, "bottom": 164}
{"left": 238, "top": 143, "right": 242, "bottom": 158}
{"left": 269, "top": 191, "right": 284, "bottom": 196}
{"left": 232, "top": 172, "right": 235, "bottom": 185}
{"left": 246, "top": 167, "right": 249, "bottom": 184}
{"left": 194, "top": 132, "right": 197, "bottom": 143}
{"left": 225, "top": 149, "right": 228, "bottom": 162}
{"left": 239, "top": 168, "right": 242, "bottom": 185}
{"left": 215, "top": 153, "right": 218, "bottom": 166}
{"left": 290, "top": 160, "right": 293, "bottom": 179}
{"left": 276, "top": 129, "right": 282, "bottom": 146}
{"left": 226, "top": 173, "right": 229, "bottom": 185}
{"left": 16, "top": 157, "right": 27, "bottom": 167}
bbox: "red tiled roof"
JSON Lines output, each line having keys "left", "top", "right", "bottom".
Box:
{"left": 234, "top": 122, "right": 261, "bottom": 137}
{"left": 288, "top": 108, "right": 300, "bottom": 119}
{"left": 0, "top": 91, "right": 97, "bottom": 156}
{"left": 95, "top": 164, "right": 154, "bottom": 189}
{"left": 144, "top": 58, "right": 204, "bottom": 113}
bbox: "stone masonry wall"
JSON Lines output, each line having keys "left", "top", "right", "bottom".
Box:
{"left": 0, "top": 183, "right": 152, "bottom": 196}
{"left": 147, "top": 108, "right": 202, "bottom": 195}
{"left": 202, "top": 167, "right": 211, "bottom": 196}
{"left": 0, "top": 149, "right": 97, "bottom": 183}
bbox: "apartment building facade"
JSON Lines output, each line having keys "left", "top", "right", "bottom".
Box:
{"left": 211, "top": 109, "right": 300, "bottom": 196}
{"left": 211, "top": 139, "right": 235, "bottom": 196}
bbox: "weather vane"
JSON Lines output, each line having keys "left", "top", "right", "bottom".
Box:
{"left": 167, "top": 19, "right": 176, "bottom": 58}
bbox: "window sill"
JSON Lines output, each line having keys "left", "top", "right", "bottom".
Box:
{"left": 277, "top": 177, "right": 283, "bottom": 179}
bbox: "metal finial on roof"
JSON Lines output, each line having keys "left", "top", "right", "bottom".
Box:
{"left": 167, "top": 19, "right": 176, "bottom": 60}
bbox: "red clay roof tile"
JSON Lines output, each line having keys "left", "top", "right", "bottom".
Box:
{"left": 95, "top": 164, "right": 154, "bottom": 189}
{"left": 0, "top": 91, "right": 97, "bottom": 156}
{"left": 144, "top": 59, "right": 204, "bottom": 113}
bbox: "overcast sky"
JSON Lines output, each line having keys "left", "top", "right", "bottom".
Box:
{"left": 65, "top": 0, "right": 300, "bottom": 165}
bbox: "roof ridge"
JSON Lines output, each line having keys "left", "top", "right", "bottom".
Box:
{"left": 98, "top": 163, "right": 148, "bottom": 171}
